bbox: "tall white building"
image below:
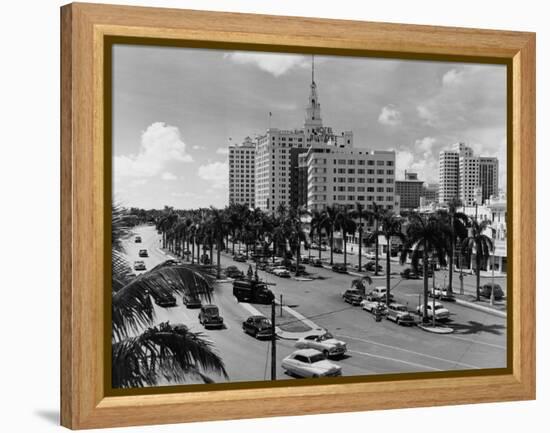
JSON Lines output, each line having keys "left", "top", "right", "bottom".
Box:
{"left": 228, "top": 136, "right": 256, "bottom": 207}
{"left": 439, "top": 150, "right": 459, "bottom": 204}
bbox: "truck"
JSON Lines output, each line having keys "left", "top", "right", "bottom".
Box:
{"left": 233, "top": 279, "right": 275, "bottom": 304}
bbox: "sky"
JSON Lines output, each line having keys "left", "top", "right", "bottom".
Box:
{"left": 112, "top": 45, "right": 507, "bottom": 210}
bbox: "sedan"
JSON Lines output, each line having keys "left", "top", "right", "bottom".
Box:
{"left": 342, "top": 289, "right": 364, "bottom": 306}
{"left": 332, "top": 263, "right": 347, "bottom": 273}
{"left": 272, "top": 267, "right": 291, "bottom": 278}
{"left": 138, "top": 249, "right": 148, "bottom": 257}
{"left": 360, "top": 296, "right": 388, "bottom": 314}
{"left": 480, "top": 283, "right": 505, "bottom": 300}
{"left": 233, "top": 254, "right": 247, "bottom": 262}
{"left": 400, "top": 268, "right": 420, "bottom": 279}
{"left": 386, "top": 303, "right": 416, "bottom": 326}
{"left": 224, "top": 266, "right": 245, "bottom": 279}
{"left": 429, "top": 286, "right": 456, "bottom": 301}
{"left": 135, "top": 236, "right": 142, "bottom": 243}
{"left": 133, "top": 260, "right": 146, "bottom": 271}
{"left": 417, "top": 301, "right": 451, "bottom": 321}
{"left": 282, "top": 349, "right": 342, "bottom": 378}
{"left": 294, "top": 332, "right": 347, "bottom": 358}
{"left": 198, "top": 304, "right": 224, "bottom": 329}
{"left": 242, "top": 315, "right": 273, "bottom": 339}
{"left": 312, "top": 258, "right": 323, "bottom": 268}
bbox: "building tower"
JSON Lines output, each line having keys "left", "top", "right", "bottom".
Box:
{"left": 304, "top": 55, "right": 323, "bottom": 136}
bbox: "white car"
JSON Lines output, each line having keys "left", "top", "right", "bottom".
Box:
{"left": 294, "top": 332, "right": 347, "bottom": 358}
{"left": 360, "top": 296, "right": 388, "bottom": 314}
{"left": 282, "top": 349, "right": 342, "bottom": 378}
{"left": 365, "top": 252, "right": 376, "bottom": 260}
{"left": 368, "top": 286, "right": 393, "bottom": 301}
{"left": 272, "top": 267, "right": 291, "bottom": 278}
{"left": 416, "top": 301, "right": 451, "bottom": 320}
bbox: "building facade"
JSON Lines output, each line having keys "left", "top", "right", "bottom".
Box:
{"left": 228, "top": 136, "right": 256, "bottom": 207}
{"left": 395, "top": 171, "right": 424, "bottom": 210}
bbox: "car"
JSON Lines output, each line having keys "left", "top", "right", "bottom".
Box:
{"left": 312, "top": 258, "right": 323, "bottom": 267}
{"left": 300, "top": 255, "right": 310, "bottom": 264}
{"left": 182, "top": 292, "right": 202, "bottom": 308}
{"left": 400, "top": 268, "right": 420, "bottom": 279}
{"left": 294, "top": 332, "right": 347, "bottom": 358}
{"left": 342, "top": 289, "right": 364, "bottom": 306}
{"left": 198, "top": 304, "right": 224, "bottom": 329}
{"left": 332, "top": 263, "right": 347, "bottom": 273}
{"left": 150, "top": 291, "right": 177, "bottom": 308}
{"left": 224, "top": 266, "right": 245, "bottom": 279}
{"left": 233, "top": 254, "right": 247, "bottom": 262}
{"left": 288, "top": 263, "right": 306, "bottom": 273}
{"left": 332, "top": 247, "right": 343, "bottom": 254}
{"left": 365, "top": 252, "right": 376, "bottom": 260}
{"left": 133, "top": 260, "right": 146, "bottom": 271}
{"left": 416, "top": 301, "right": 451, "bottom": 321}
{"left": 272, "top": 267, "right": 291, "bottom": 278}
{"left": 138, "top": 249, "right": 148, "bottom": 257}
{"left": 200, "top": 254, "right": 211, "bottom": 265}
{"left": 256, "top": 261, "right": 269, "bottom": 271}
{"left": 360, "top": 295, "right": 388, "bottom": 314}
{"left": 282, "top": 349, "right": 342, "bottom": 378}
{"left": 368, "top": 286, "right": 393, "bottom": 302}
{"left": 428, "top": 286, "right": 456, "bottom": 301}
{"left": 479, "top": 283, "right": 505, "bottom": 300}
{"left": 365, "top": 261, "right": 383, "bottom": 272}
{"left": 135, "top": 236, "right": 142, "bottom": 243}
{"left": 242, "top": 315, "right": 273, "bottom": 339}
{"left": 386, "top": 303, "right": 416, "bottom": 326}
{"left": 310, "top": 243, "right": 319, "bottom": 250}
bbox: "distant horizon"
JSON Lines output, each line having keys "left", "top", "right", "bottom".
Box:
{"left": 112, "top": 45, "right": 506, "bottom": 210}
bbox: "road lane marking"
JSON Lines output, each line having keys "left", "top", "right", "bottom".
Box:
{"left": 444, "top": 335, "right": 506, "bottom": 350}
{"left": 348, "top": 350, "right": 442, "bottom": 371}
{"left": 337, "top": 334, "right": 481, "bottom": 369}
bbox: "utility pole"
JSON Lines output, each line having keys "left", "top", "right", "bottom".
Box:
{"left": 432, "top": 260, "right": 436, "bottom": 328}
{"left": 271, "top": 300, "right": 277, "bottom": 381}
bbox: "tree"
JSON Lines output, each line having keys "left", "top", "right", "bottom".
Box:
{"left": 111, "top": 205, "right": 227, "bottom": 388}
{"left": 348, "top": 202, "right": 370, "bottom": 272}
{"left": 322, "top": 205, "right": 339, "bottom": 265}
{"left": 335, "top": 207, "right": 356, "bottom": 268}
{"left": 209, "top": 207, "right": 227, "bottom": 279}
{"left": 400, "top": 213, "right": 449, "bottom": 323}
{"left": 285, "top": 207, "right": 310, "bottom": 276}
{"left": 460, "top": 218, "right": 494, "bottom": 301}
{"left": 310, "top": 210, "right": 328, "bottom": 260}
{"left": 368, "top": 202, "right": 385, "bottom": 276}
{"left": 351, "top": 276, "right": 373, "bottom": 297}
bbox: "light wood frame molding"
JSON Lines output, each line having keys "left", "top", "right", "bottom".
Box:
{"left": 60, "top": 2, "right": 536, "bottom": 429}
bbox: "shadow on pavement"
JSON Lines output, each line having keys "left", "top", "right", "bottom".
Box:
{"left": 449, "top": 320, "right": 505, "bottom": 336}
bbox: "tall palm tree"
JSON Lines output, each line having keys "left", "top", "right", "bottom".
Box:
{"left": 310, "top": 210, "right": 328, "bottom": 260}
{"left": 285, "top": 207, "right": 310, "bottom": 276}
{"left": 369, "top": 202, "right": 385, "bottom": 276}
{"left": 460, "top": 218, "right": 494, "bottom": 301}
{"left": 322, "top": 205, "right": 339, "bottom": 265}
{"left": 335, "top": 207, "right": 356, "bottom": 268}
{"left": 351, "top": 276, "right": 373, "bottom": 297}
{"left": 436, "top": 199, "right": 468, "bottom": 295}
{"left": 111, "top": 205, "right": 227, "bottom": 388}
{"left": 400, "top": 213, "right": 449, "bottom": 323}
{"left": 348, "top": 202, "right": 370, "bottom": 272}
{"left": 369, "top": 212, "right": 405, "bottom": 304}
{"left": 209, "top": 207, "right": 227, "bottom": 279}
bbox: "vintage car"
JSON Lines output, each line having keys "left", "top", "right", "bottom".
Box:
{"left": 360, "top": 295, "right": 388, "bottom": 314}
{"left": 400, "top": 268, "right": 420, "bottom": 279}
{"left": 272, "top": 267, "right": 291, "bottom": 278}
{"left": 386, "top": 303, "right": 416, "bottom": 326}
{"left": 138, "top": 249, "right": 148, "bottom": 257}
{"left": 294, "top": 332, "right": 347, "bottom": 358}
{"left": 232, "top": 254, "right": 247, "bottom": 262}
{"left": 342, "top": 289, "right": 364, "bottom": 306}
{"left": 224, "top": 265, "right": 245, "bottom": 279}
{"left": 282, "top": 349, "right": 342, "bottom": 378}
{"left": 368, "top": 286, "right": 394, "bottom": 302}
{"left": 182, "top": 292, "right": 202, "bottom": 309}
{"left": 332, "top": 263, "right": 348, "bottom": 273}
{"left": 133, "top": 260, "right": 146, "bottom": 271}
{"left": 312, "top": 258, "right": 324, "bottom": 267}
{"left": 417, "top": 301, "right": 451, "bottom": 321}
{"left": 479, "top": 283, "right": 505, "bottom": 300}
{"left": 134, "top": 236, "right": 142, "bottom": 243}
{"left": 149, "top": 290, "right": 177, "bottom": 308}
{"left": 198, "top": 304, "right": 224, "bottom": 329}
{"left": 365, "top": 260, "right": 383, "bottom": 272}
{"left": 242, "top": 315, "right": 273, "bottom": 339}
{"left": 428, "top": 286, "right": 456, "bottom": 301}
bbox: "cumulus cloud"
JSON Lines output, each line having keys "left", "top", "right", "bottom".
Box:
{"left": 416, "top": 105, "right": 437, "bottom": 127}
{"left": 161, "top": 172, "right": 178, "bottom": 181}
{"left": 442, "top": 68, "right": 464, "bottom": 86}
{"left": 224, "top": 52, "right": 308, "bottom": 77}
{"left": 378, "top": 105, "right": 402, "bottom": 126}
{"left": 395, "top": 137, "right": 440, "bottom": 183}
{"left": 192, "top": 144, "right": 204, "bottom": 150}
{"left": 114, "top": 122, "right": 192, "bottom": 179}
{"left": 198, "top": 161, "right": 229, "bottom": 189}
{"left": 216, "top": 147, "right": 230, "bottom": 155}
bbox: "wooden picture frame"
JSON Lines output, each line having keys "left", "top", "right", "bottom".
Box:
{"left": 60, "top": 2, "right": 536, "bottom": 429}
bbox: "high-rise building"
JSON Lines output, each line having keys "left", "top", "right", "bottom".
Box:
{"left": 479, "top": 157, "right": 499, "bottom": 203}
{"left": 439, "top": 150, "right": 459, "bottom": 204}
{"left": 395, "top": 171, "right": 423, "bottom": 209}
{"left": 457, "top": 144, "right": 479, "bottom": 206}
{"left": 421, "top": 183, "right": 439, "bottom": 204}
{"left": 228, "top": 136, "right": 256, "bottom": 207}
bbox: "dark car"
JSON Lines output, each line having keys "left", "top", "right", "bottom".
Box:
{"left": 312, "top": 258, "right": 323, "bottom": 268}
{"left": 257, "top": 261, "right": 269, "bottom": 271}
{"left": 480, "top": 283, "right": 505, "bottom": 300}
{"left": 365, "top": 261, "right": 383, "bottom": 272}
{"left": 182, "top": 292, "right": 202, "bottom": 308}
{"left": 198, "top": 304, "right": 224, "bottom": 329}
{"left": 342, "top": 289, "right": 364, "bottom": 306}
{"left": 138, "top": 249, "right": 148, "bottom": 257}
{"left": 233, "top": 254, "right": 247, "bottom": 262}
{"left": 288, "top": 263, "right": 306, "bottom": 273}
{"left": 200, "top": 254, "right": 211, "bottom": 265}
{"left": 135, "top": 236, "right": 142, "bottom": 243}
{"left": 225, "top": 265, "right": 245, "bottom": 279}
{"left": 242, "top": 315, "right": 273, "bottom": 339}
{"left": 151, "top": 291, "right": 177, "bottom": 308}
{"left": 332, "top": 263, "right": 347, "bottom": 273}
{"left": 332, "top": 247, "right": 343, "bottom": 254}
{"left": 400, "top": 268, "right": 420, "bottom": 279}
{"left": 133, "top": 260, "right": 146, "bottom": 271}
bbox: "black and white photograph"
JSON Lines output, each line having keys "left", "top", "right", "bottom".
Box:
{"left": 111, "top": 45, "right": 508, "bottom": 389}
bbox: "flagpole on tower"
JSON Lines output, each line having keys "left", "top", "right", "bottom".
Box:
{"left": 268, "top": 111, "right": 272, "bottom": 130}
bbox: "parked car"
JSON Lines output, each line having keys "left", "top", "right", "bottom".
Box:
{"left": 332, "top": 263, "right": 347, "bottom": 273}
{"left": 365, "top": 260, "right": 383, "bottom": 272}
{"left": 272, "top": 267, "right": 291, "bottom": 278}
{"left": 416, "top": 301, "right": 451, "bottom": 321}
{"left": 342, "top": 289, "right": 364, "bottom": 306}
{"left": 135, "top": 236, "right": 142, "bottom": 243}
{"left": 256, "top": 261, "right": 269, "bottom": 271}
{"left": 332, "top": 247, "right": 343, "bottom": 254}
{"left": 386, "top": 303, "right": 416, "bottom": 326}
{"left": 429, "top": 286, "right": 456, "bottom": 301}
{"left": 200, "top": 254, "right": 211, "bottom": 265}
{"left": 133, "top": 260, "right": 146, "bottom": 271}
{"left": 198, "top": 304, "right": 224, "bottom": 329}
{"left": 182, "top": 292, "right": 202, "bottom": 308}
{"left": 138, "top": 249, "right": 148, "bottom": 257}
{"left": 288, "top": 262, "right": 306, "bottom": 273}
{"left": 294, "top": 332, "right": 347, "bottom": 358}
{"left": 233, "top": 254, "right": 247, "bottom": 262}
{"left": 312, "top": 258, "right": 323, "bottom": 267}
{"left": 150, "top": 290, "right": 177, "bottom": 308}
{"left": 479, "top": 283, "right": 504, "bottom": 300}
{"left": 300, "top": 255, "right": 310, "bottom": 264}
{"left": 365, "top": 252, "right": 376, "bottom": 260}
{"left": 368, "top": 286, "right": 393, "bottom": 302}
{"left": 360, "top": 295, "right": 388, "bottom": 314}
{"left": 400, "top": 268, "right": 420, "bottom": 279}
{"left": 282, "top": 349, "right": 342, "bottom": 378}
{"left": 242, "top": 315, "right": 273, "bottom": 339}
{"left": 224, "top": 266, "right": 245, "bottom": 279}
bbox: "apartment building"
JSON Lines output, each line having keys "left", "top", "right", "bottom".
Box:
{"left": 228, "top": 136, "right": 256, "bottom": 207}
{"left": 395, "top": 171, "right": 424, "bottom": 210}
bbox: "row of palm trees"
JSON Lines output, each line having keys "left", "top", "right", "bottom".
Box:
{"left": 154, "top": 199, "right": 494, "bottom": 323}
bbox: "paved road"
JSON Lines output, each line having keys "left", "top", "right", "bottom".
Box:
{"left": 121, "top": 225, "right": 507, "bottom": 386}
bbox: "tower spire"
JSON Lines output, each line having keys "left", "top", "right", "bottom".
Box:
{"left": 311, "top": 54, "right": 315, "bottom": 84}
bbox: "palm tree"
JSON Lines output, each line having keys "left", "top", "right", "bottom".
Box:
{"left": 335, "top": 207, "right": 356, "bottom": 268}
{"left": 209, "top": 207, "right": 227, "bottom": 279}
{"left": 310, "top": 210, "right": 328, "bottom": 260}
{"left": 111, "top": 205, "right": 227, "bottom": 388}
{"left": 460, "top": 218, "right": 494, "bottom": 301}
{"left": 369, "top": 212, "right": 405, "bottom": 305}
{"left": 369, "top": 202, "right": 385, "bottom": 276}
{"left": 400, "top": 213, "right": 449, "bottom": 323}
{"left": 285, "top": 207, "right": 309, "bottom": 276}
{"left": 436, "top": 199, "right": 468, "bottom": 295}
{"left": 323, "top": 205, "right": 339, "bottom": 265}
{"left": 351, "top": 276, "right": 373, "bottom": 297}
{"left": 348, "top": 202, "right": 370, "bottom": 272}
